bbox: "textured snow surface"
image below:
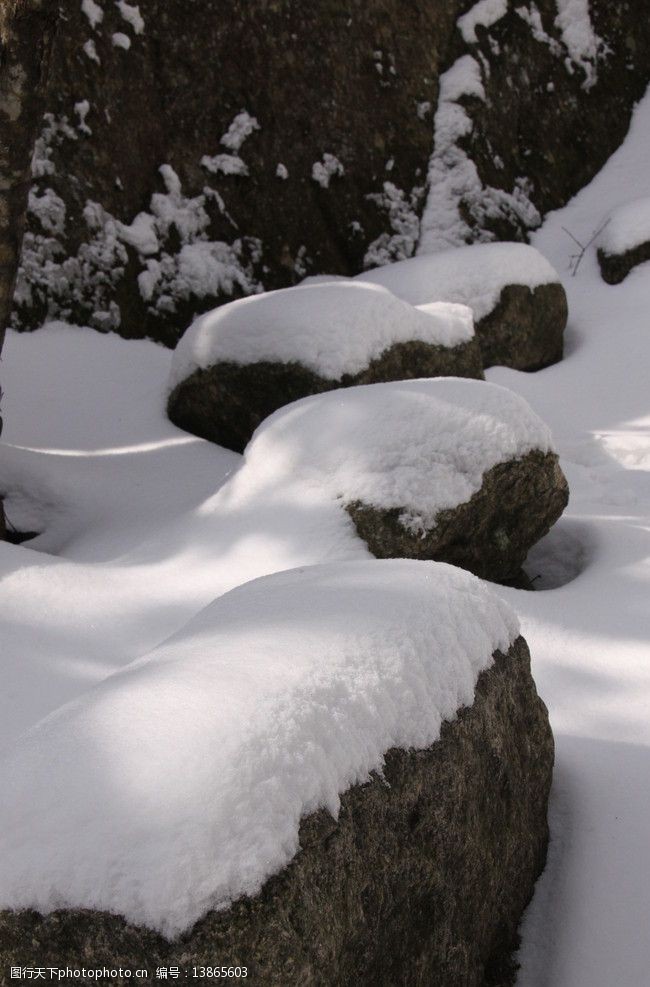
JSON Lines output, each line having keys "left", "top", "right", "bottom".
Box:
{"left": 596, "top": 198, "right": 650, "bottom": 257}
{"left": 458, "top": 0, "right": 508, "bottom": 44}
{"left": 0, "top": 560, "right": 517, "bottom": 936}
{"left": 2, "top": 77, "right": 650, "bottom": 980}
{"left": 168, "top": 281, "right": 475, "bottom": 389}
{"left": 245, "top": 379, "right": 553, "bottom": 530}
{"left": 484, "top": 85, "right": 650, "bottom": 987}
{"left": 358, "top": 243, "right": 559, "bottom": 320}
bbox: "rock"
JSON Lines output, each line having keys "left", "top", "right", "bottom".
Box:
{"left": 232, "top": 378, "right": 569, "bottom": 584}
{"left": 596, "top": 197, "right": 650, "bottom": 284}
{"left": 475, "top": 282, "right": 567, "bottom": 371}
{"left": 419, "top": 1, "right": 650, "bottom": 252}
{"left": 350, "top": 449, "right": 569, "bottom": 583}
{"left": 598, "top": 242, "right": 650, "bottom": 285}
{"left": 168, "top": 338, "right": 484, "bottom": 453}
{"left": 0, "top": 636, "right": 554, "bottom": 986}
{"left": 356, "top": 243, "right": 568, "bottom": 371}
{"left": 11, "top": 0, "right": 650, "bottom": 343}
{"left": 167, "top": 283, "right": 483, "bottom": 452}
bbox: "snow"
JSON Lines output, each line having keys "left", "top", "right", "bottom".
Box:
{"left": 15, "top": 160, "right": 262, "bottom": 329}
{"left": 200, "top": 153, "right": 248, "bottom": 177}
{"left": 27, "top": 187, "right": 66, "bottom": 237}
{"left": 516, "top": 4, "right": 563, "bottom": 54}
{"left": 458, "top": 0, "right": 508, "bottom": 44}
{"left": 276, "top": 163, "right": 289, "bottom": 180}
{"left": 81, "top": 0, "right": 103, "bottom": 30}
{"left": 554, "top": 0, "right": 603, "bottom": 88}
{"left": 112, "top": 31, "right": 131, "bottom": 50}
{"left": 168, "top": 281, "right": 475, "bottom": 388}
{"left": 115, "top": 0, "right": 144, "bottom": 34}
{"left": 200, "top": 112, "right": 259, "bottom": 179}
{"left": 441, "top": 54, "right": 486, "bottom": 102}
{"left": 115, "top": 211, "right": 159, "bottom": 256}
{"left": 357, "top": 242, "right": 560, "bottom": 320}
{"left": 220, "top": 111, "right": 259, "bottom": 152}
{"left": 0, "top": 559, "right": 517, "bottom": 936}
{"left": 240, "top": 378, "right": 553, "bottom": 533}
{"left": 312, "top": 153, "right": 344, "bottom": 189}
{"left": 2, "top": 52, "right": 650, "bottom": 984}
{"left": 74, "top": 100, "right": 91, "bottom": 135}
{"left": 596, "top": 197, "right": 650, "bottom": 258}
{"left": 363, "top": 182, "right": 423, "bottom": 268}
{"left": 476, "top": 85, "right": 650, "bottom": 986}
{"left": 82, "top": 39, "right": 100, "bottom": 63}
{"left": 418, "top": 56, "right": 541, "bottom": 252}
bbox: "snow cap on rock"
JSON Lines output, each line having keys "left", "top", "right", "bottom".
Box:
{"left": 168, "top": 281, "right": 474, "bottom": 390}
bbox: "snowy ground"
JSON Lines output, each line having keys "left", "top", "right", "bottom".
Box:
{"left": 0, "top": 87, "right": 649, "bottom": 987}
{"left": 495, "top": 89, "right": 650, "bottom": 987}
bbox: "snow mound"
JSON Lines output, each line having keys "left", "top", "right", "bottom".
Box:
{"left": 168, "top": 281, "right": 474, "bottom": 390}
{"left": 356, "top": 243, "right": 560, "bottom": 321}
{"left": 597, "top": 198, "right": 650, "bottom": 257}
{"left": 243, "top": 378, "right": 553, "bottom": 529}
{"left": 0, "top": 559, "right": 518, "bottom": 936}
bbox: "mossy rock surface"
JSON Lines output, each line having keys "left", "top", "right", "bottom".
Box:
{"left": 167, "top": 337, "right": 484, "bottom": 452}
{"left": 348, "top": 450, "right": 569, "bottom": 583}
{"left": 0, "top": 637, "right": 553, "bottom": 987}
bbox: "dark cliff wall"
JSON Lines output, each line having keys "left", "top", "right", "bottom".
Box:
{"left": 12, "top": 0, "right": 650, "bottom": 345}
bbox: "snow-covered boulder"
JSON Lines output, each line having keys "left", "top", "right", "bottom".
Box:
{"left": 246, "top": 378, "right": 569, "bottom": 583}
{"left": 166, "top": 281, "right": 483, "bottom": 451}
{"left": 0, "top": 560, "right": 553, "bottom": 984}
{"left": 597, "top": 198, "right": 650, "bottom": 284}
{"left": 355, "top": 243, "right": 568, "bottom": 371}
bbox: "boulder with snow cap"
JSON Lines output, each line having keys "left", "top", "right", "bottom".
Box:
{"left": 597, "top": 198, "right": 650, "bottom": 284}
{"left": 166, "top": 281, "right": 483, "bottom": 452}
{"left": 0, "top": 560, "right": 553, "bottom": 985}
{"left": 355, "top": 242, "right": 568, "bottom": 371}
{"left": 244, "top": 378, "right": 569, "bottom": 583}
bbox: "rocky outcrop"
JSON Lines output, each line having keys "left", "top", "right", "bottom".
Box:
{"left": 168, "top": 337, "right": 484, "bottom": 453}
{"left": 421, "top": 1, "right": 650, "bottom": 253}
{"left": 11, "top": 0, "right": 458, "bottom": 346}
{"left": 476, "top": 282, "right": 567, "bottom": 371}
{"left": 10, "top": 0, "right": 650, "bottom": 345}
{"left": 349, "top": 450, "right": 569, "bottom": 583}
{"left": 0, "top": 636, "right": 553, "bottom": 987}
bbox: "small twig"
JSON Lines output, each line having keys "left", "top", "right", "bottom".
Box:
{"left": 561, "top": 219, "right": 610, "bottom": 276}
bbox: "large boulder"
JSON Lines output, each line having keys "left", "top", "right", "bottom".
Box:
{"left": 167, "top": 281, "right": 483, "bottom": 452}
{"left": 356, "top": 243, "right": 568, "bottom": 370}
{"left": 0, "top": 560, "right": 553, "bottom": 986}
{"left": 243, "top": 378, "right": 569, "bottom": 583}
{"left": 10, "top": 0, "right": 650, "bottom": 343}
{"left": 349, "top": 449, "right": 567, "bottom": 581}
{"left": 597, "top": 197, "right": 650, "bottom": 284}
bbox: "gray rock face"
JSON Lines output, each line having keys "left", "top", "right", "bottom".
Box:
{"left": 476, "top": 283, "right": 568, "bottom": 371}
{"left": 598, "top": 242, "right": 650, "bottom": 285}
{"left": 349, "top": 450, "right": 569, "bottom": 583}
{"left": 167, "top": 337, "right": 484, "bottom": 453}
{"left": 0, "top": 636, "right": 553, "bottom": 987}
